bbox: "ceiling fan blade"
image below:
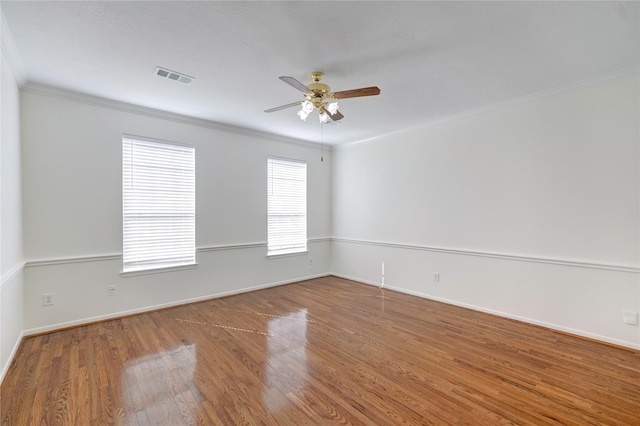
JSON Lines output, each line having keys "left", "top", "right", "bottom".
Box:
{"left": 279, "top": 76, "right": 310, "bottom": 93}
{"left": 328, "top": 109, "right": 344, "bottom": 121}
{"left": 264, "top": 101, "right": 302, "bottom": 113}
{"left": 332, "top": 86, "right": 381, "bottom": 99}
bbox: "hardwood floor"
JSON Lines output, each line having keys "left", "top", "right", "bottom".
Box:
{"left": 2, "top": 276, "right": 639, "bottom": 425}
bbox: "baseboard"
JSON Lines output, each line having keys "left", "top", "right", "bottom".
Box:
{"left": 331, "top": 272, "right": 382, "bottom": 288}
{"left": 23, "top": 273, "right": 331, "bottom": 337}
{"left": 331, "top": 272, "right": 640, "bottom": 352}
{"left": 0, "top": 330, "right": 25, "bottom": 389}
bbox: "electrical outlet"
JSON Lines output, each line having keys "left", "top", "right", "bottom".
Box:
{"left": 43, "top": 293, "right": 54, "bottom": 306}
{"left": 433, "top": 273, "right": 440, "bottom": 283}
{"left": 309, "top": 257, "right": 313, "bottom": 266}
{"left": 107, "top": 285, "right": 116, "bottom": 296}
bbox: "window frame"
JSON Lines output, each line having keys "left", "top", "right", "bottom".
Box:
{"left": 267, "top": 156, "right": 308, "bottom": 257}
{"left": 122, "top": 134, "right": 196, "bottom": 274}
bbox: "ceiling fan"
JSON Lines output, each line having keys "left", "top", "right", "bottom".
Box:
{"left": 265, "top": 72, "right": 381, "bottom": 123}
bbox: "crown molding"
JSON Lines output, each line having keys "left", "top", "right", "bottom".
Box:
{"left": 21, "top": 82, "right": 331, "bottom": 151}
{"left": 336, "top": 67, "right": 640, "bottom": 150}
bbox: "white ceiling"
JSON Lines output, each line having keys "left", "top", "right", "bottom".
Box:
{"left": 2, "top": 1, "right": 638, "bottom": 146}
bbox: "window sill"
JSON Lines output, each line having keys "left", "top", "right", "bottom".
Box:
{"left": 121, "top": 262, "right": 198, "bottom": 277}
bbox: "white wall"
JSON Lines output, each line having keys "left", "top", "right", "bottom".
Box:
{"left": 20, "top": 89, "right": 332, "bottom": 333}
{"left": 7, "top": 64, "right": 640, "bottom": 383}
{"left": 331, "top": 75, "right": 640, "bottom": 349}
{"left": 0, "top": 32, "right": 25, "bottom": 381}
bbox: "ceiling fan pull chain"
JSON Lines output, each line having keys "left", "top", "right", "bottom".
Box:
{"left": 320, "top": 123, "right": 324, "bottom": 162}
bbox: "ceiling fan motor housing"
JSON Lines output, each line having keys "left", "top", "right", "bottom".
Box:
{"left": 307, "top": 71, "right": 331, "bottom": 96}
{"left": 307, "top": 82, "right": 330, "bottom": 94}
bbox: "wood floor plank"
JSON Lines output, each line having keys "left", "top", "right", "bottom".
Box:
{"left": 2, "top": 276, "right": 639, "bottom": 425}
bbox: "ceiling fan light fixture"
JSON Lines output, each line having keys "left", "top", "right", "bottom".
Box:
{"left": 327, "top": 102, "right": 339, "bottom": 115}
{"left": 318, "top": 111, "right": 330, "bottom": 123}
{"left": 297, "top": 100, "right": 313, "bottom": 121}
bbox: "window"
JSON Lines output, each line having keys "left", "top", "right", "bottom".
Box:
{"left": 267, "top": 157, "right": 307, "bottom": 256}
{"left": 122, "top": 135, "right": 195, "bottom": 272}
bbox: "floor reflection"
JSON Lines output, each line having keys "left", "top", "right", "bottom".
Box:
{"left": 262, "top": 308, "right": 309, "bottom": 413}
{"left": 122, "top": 344, "right": 198, "bottom": 424}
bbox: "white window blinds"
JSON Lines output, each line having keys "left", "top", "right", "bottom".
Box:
{"left": 122, "top": 136, "right": 195, "bottom": 272}
{"left": 267, "top": 158, "right": 307, "bottom": 256}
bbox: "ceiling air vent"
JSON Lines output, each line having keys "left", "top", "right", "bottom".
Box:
{"left": 154, "top": 66, "right": 194, "bottom": 85}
